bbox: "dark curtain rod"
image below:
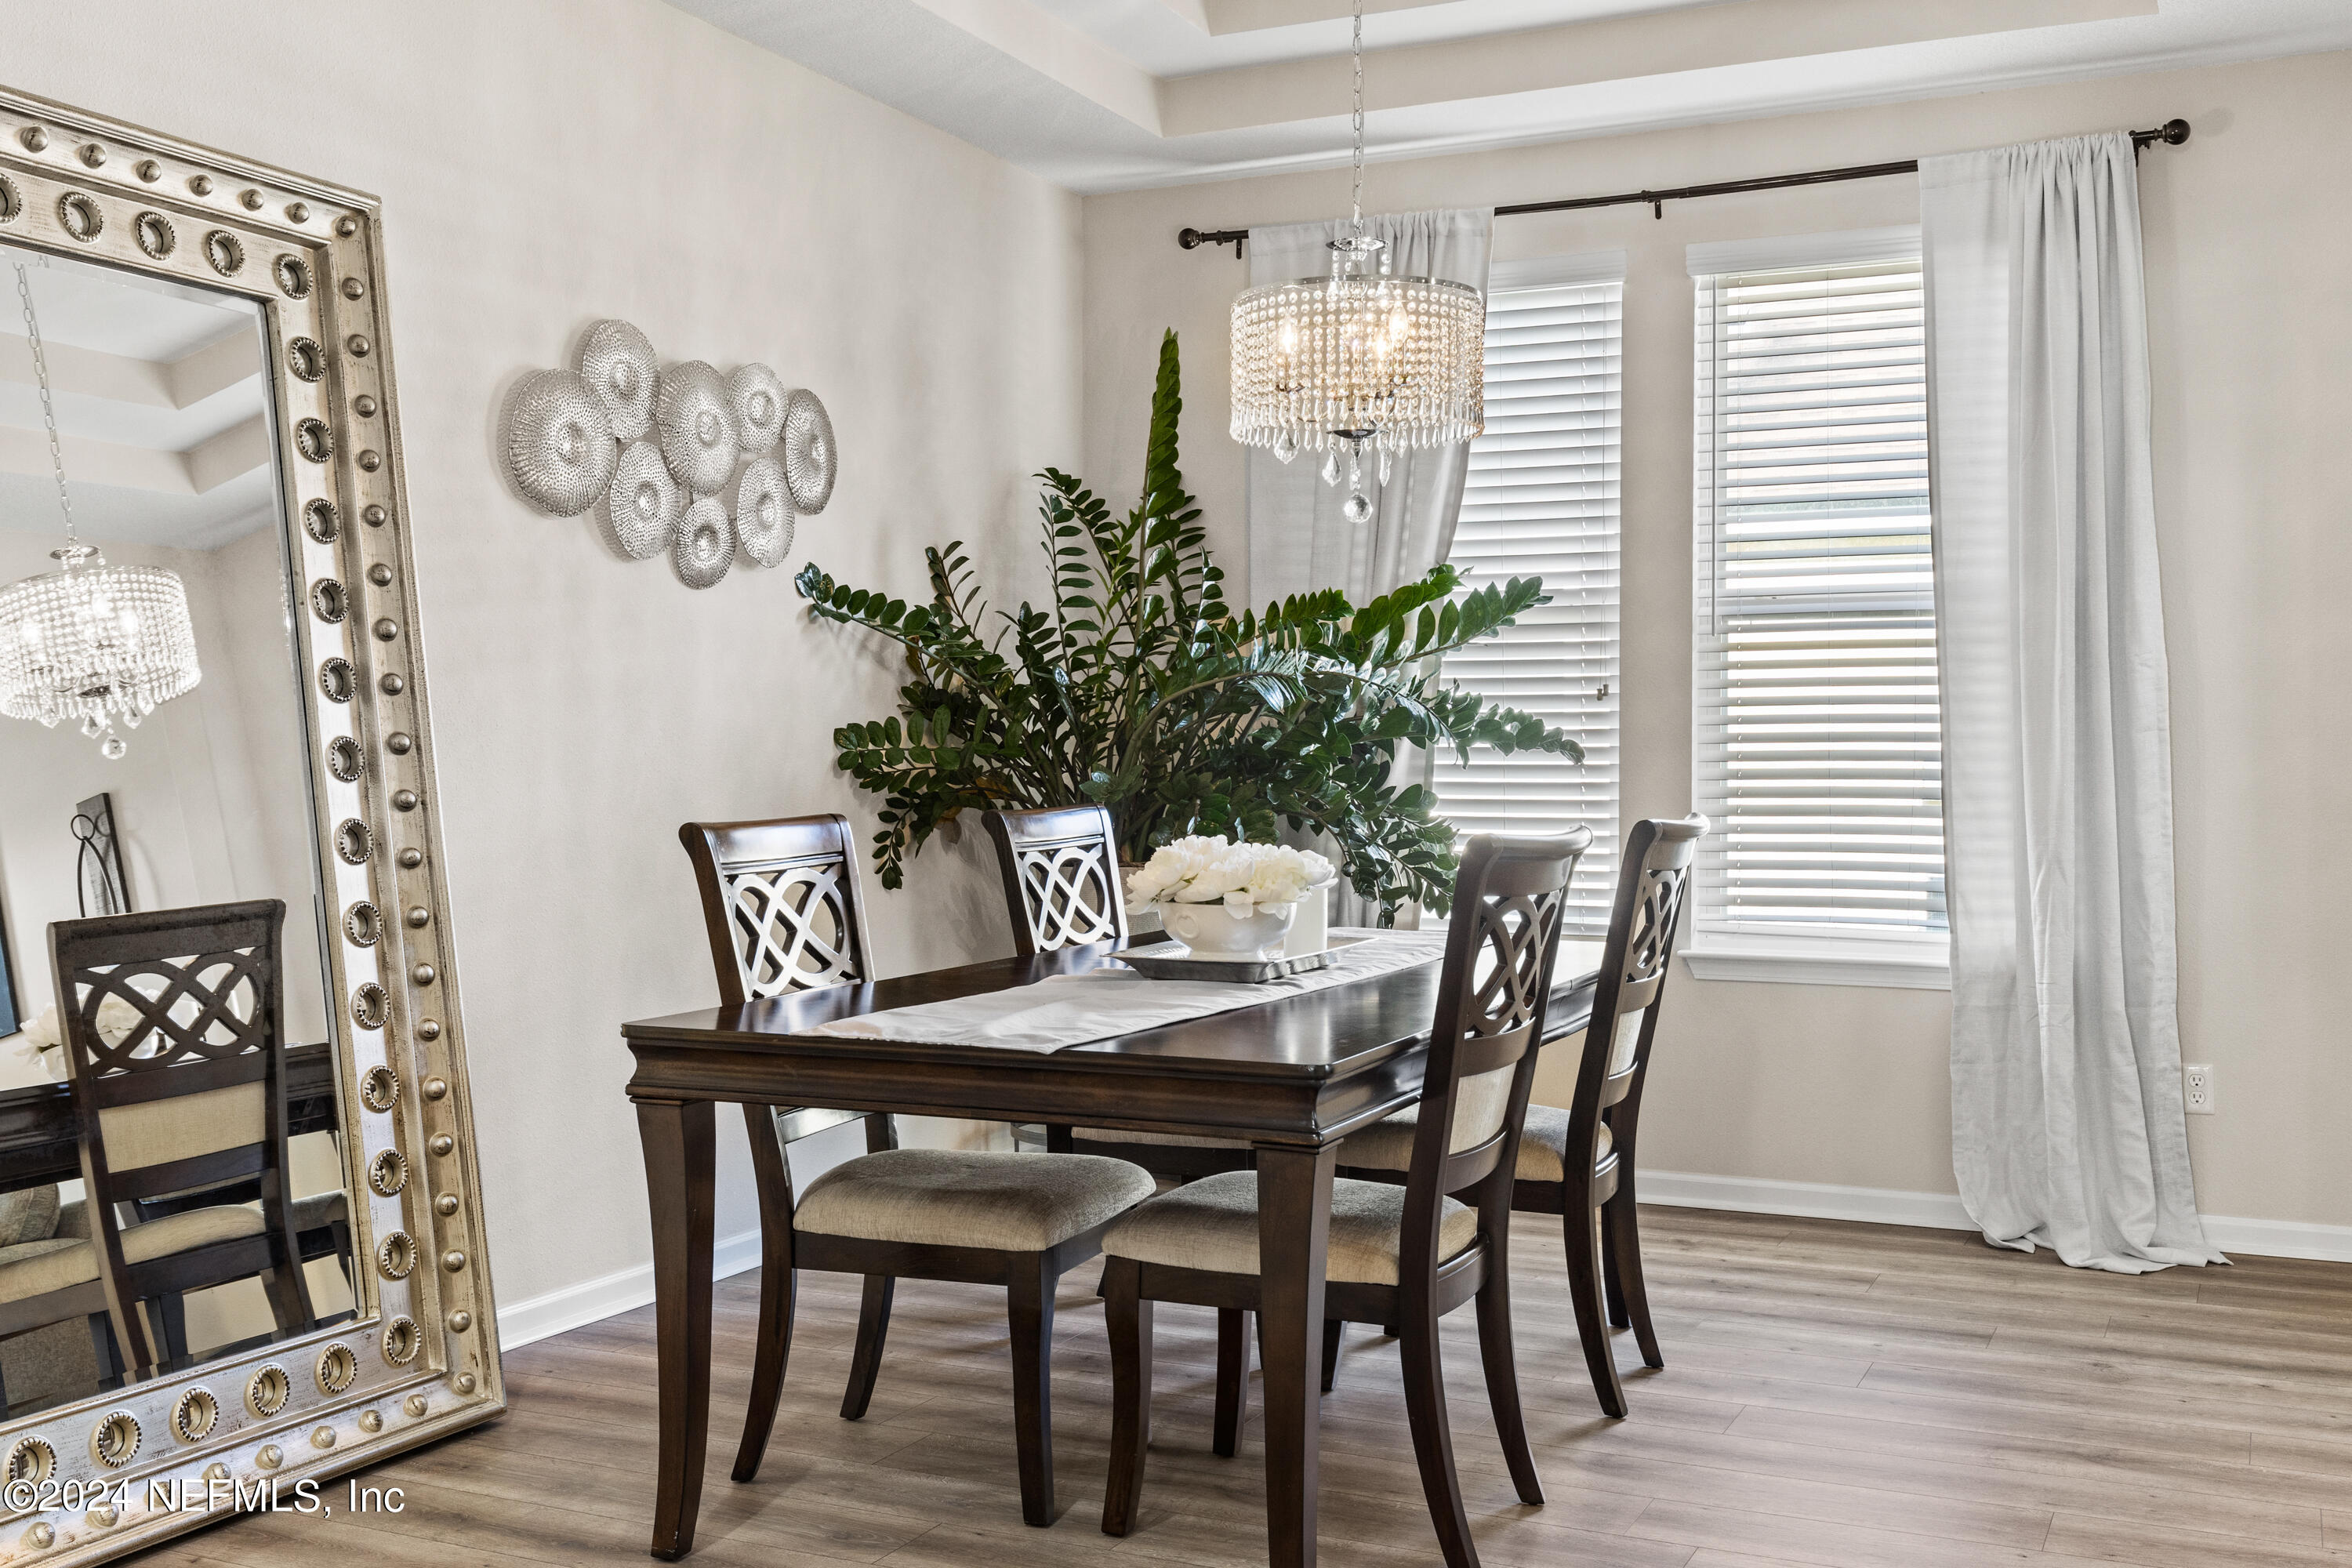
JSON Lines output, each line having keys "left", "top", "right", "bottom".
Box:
{"left": 1177, "top": 118, "right": 2190, "bottom": 255}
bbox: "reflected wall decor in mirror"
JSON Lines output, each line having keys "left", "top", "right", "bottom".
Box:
{"left": 0, "top": 85, "right": 500, "bottom": 1563}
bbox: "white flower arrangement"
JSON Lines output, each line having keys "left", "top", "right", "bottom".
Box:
{"left": 1125, "top": 836, "right": 1335, "bottom": 919}
{"left": 11, "top": 995, "right": 143, "bottom": 1079}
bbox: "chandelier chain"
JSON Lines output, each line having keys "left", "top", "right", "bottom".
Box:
{"left": 1348, "top": 0, "right": 1365, "bottom": 236}
{"left": 12, "top": 261, "right": 74, "bottom": 544}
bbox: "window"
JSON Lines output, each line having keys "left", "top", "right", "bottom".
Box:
{"left": 1430, "top": 255, "right": 1621, "bottom": 935}
{"left": 1686, "top": 229, "right": 1947, "bottom": 986}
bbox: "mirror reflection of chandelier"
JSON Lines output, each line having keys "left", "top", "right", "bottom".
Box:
{"left": 1228, "top": 0, "right": 1485, "bottom": 524}
{"left": 0, "top": 260, "right": 201, "bottom": 759}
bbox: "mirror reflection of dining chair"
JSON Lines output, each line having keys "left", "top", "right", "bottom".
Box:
{"left": 681, "top": 813, "right": 1158, "bottom": 1525}
{"left": 1339, "top": 815, "right": 1707, "bottom": 1417}
{"left": 47, "top": 900, "right": 318, "bottom": 1373}
{"left": 1098, "top": 829, "right": 1590, "bottom": 1567}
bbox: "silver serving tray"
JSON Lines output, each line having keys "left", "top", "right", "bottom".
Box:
{"left": 1116, "top": 934, "right": 1369, "bottom": 984}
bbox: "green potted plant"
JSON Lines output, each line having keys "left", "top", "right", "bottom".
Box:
{"left": 795, "top": 331, "right": 1581, "bottom": 920}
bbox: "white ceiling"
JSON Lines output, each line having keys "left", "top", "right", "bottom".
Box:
{"left": 0, "top": 246, "right": 274, "bottom": 554}
{"left": 672, "top": 0, "right": 2352, "bottom": 192}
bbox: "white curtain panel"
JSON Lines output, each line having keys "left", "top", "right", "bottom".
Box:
{"left": 1245, "top": 209, "right": 1492, "bottom": 927}
{"left": 1921, "top": 133, "right": 2220, "bottom": 1273}
{"left": 1244, "top": 209, "right": 1493, "bottom": 608}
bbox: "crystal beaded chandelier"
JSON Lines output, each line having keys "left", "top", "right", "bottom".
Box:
{"left": 0, "top": 260, "right": 201, "bottom": 759}
{"left": 1228, "top": 0, "right": 1485, "bottom": 524}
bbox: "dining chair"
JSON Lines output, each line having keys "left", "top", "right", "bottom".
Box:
{"left": 34, "top": 902, "right": 318, "bottom": 1374}
{"left": 1339, "top": 815, "right": 1705, "bottom": 1417}
{"left": 1098, "top": 829, "right": 1589, "bottom": 1567}
{"left": 982, "top": 806, "right": 1258, "bottom": 1181}
{"left": 682, "top": 813, "right": 1158, "bottom": 1525}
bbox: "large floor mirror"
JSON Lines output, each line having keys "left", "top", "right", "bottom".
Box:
{"left": 0, "top": 87, "right": 499, "bottom": 1561}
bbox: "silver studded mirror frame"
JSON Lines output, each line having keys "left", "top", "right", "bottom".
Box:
{"left": 0, "top": 86, "right": 503, "bottom": 1563}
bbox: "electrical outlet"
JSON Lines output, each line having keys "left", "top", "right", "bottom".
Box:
{"left": 2183, "top": 1064, "right": 2216, "bottom": 1115}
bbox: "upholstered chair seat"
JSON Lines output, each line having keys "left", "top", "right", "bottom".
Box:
{"left": 1343, "top": 1104, "right": 1613, "bottom": 1183}
{"left": 0, "top": 1206, "right": 264, "bottom": 1303}
{"left": 1102, "top": 1171, "right": 1478, "bottom": 1287}
{"left": 796, "top": 1150, "right": 1155, "bottom": 1252}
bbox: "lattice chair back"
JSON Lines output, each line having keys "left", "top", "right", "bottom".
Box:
{"left": 48, "top": 899, "right": 314, "bottom": 1360}
{"left": 1559, "top": 815, "right": 1707, "bottom": 1178}
{"left": 982, "top": 805, "right": 1128, "bottom": 956}
{"left": 1399, "top": 830, "right": 1592, "bottom": 1268}
{"left": 681, "top": 815, "right": 879, "bottom": 1003}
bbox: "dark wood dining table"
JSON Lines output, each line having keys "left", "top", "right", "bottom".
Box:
{"left": 623, "top": 935, "right": 1602, "bottom": 1566}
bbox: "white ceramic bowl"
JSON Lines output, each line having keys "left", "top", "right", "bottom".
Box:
{"left": 1150, "top": 901, "right": 1298, "bottom": 961}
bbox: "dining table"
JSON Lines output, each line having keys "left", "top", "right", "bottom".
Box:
{"left": 622, "top": 931, "right": 1605, "bottom": 1566}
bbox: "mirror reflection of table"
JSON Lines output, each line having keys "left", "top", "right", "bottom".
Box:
{"left": 0, "top": 1042, "right": 336, "bottom": 1196}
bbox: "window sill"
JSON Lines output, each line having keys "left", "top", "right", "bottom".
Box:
{"left": 1680, "top": 935, "right": 1950, "bottom": 991}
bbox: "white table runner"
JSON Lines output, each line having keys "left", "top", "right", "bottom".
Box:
{"left": 805, "top": 930, "right": 1448, "bottom": 1054}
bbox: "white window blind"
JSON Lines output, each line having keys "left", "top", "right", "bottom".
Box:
{"left": 1690, "top": 239, "right": 1944, "bottom": 943}
{"left": 1432, "top": 268, "right": 1621, "bottom": 935}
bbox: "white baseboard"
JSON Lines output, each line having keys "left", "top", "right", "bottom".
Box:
{"left": 1640, "top": 1169, "right": 2352, "bottom": 1263}
{"left": 495, "top": 1226, "right": 764, "bottom": 1351}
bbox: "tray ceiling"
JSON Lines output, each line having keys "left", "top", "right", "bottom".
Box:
{"left": 671, "top": 0, "right": 2352, "bottom": 192}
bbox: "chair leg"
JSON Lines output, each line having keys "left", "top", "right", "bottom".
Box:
{"left": 839, "top": 1276, "right": 895, "bottom": 1420}
{"left": 1601, "top": 1210, "right": 1630, "bottom": 1330}
{"left": 1565, "top": 1202, "right": 1628, "bottom": 1418}
{"left": 1007, "top": 1256, "right": 1058, "bottom": 1527}
{"left": 1102, "top": 1259, "right": 1152, "bottom": 1537}
{"left": 1213, "top": 1307, "right": 1248, "bottom": 1459}
{"left": 735, "top": 1103, "right": 800, "bottom": 1483}
{"left": 1605, "top": 1190, "right": 1663, "bottom": 1369}
{"left": 1397, "top": 1305, "right": 1477, "bottom": 1568}
{"left": 157, "top": 1294, "right": 190, "bottom": 1363}
{"left": 1474, "top": 1258, "right": 1544, "bottom": 1505}
{"left": 1320, "top": 1318, "right": 1343, "bottom": 1395}
{"left": 85, "top": 1314, "right": 119, "bottom": 1384}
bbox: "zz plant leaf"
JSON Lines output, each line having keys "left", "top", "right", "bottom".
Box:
{"left": 795, "top": 329, "right": 1582, "bottom": 920}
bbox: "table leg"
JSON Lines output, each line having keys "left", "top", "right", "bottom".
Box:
{"left": 638, "top": 1097, "right": 716, "bottom": 1560}
{"left": 1255, "top": 1142, "right": 1337, "bottom": 1568}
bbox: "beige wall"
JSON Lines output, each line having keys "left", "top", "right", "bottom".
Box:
{"left": 2, "top": 0, "right": 1085, "bottom": 1313}
{"left": 1084, "top": 51, "right": 2352, "bottom": 1229}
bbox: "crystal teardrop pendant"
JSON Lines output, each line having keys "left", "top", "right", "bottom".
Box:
{"left": 1378, "top": 445, "right": 1395, "bottom": 485}
{"left": 1272, "top": 430, "right": 1300, "bottom": 463}
{"left": 1319, "top": 449, "right": 1341, "bottom": 487}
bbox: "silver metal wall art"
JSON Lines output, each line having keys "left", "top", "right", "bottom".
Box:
{"left": 781, "top": 386, "right": 836, "bottom": 514}
{"left": 733, "top": 456, "right": 793, "bottom": 568}
{"left": 726, "top": 362, "right": 785, "bottom": 453}
{"left": 673, "top": 495, "right": 733, "bottom": 589}
{"left": 655, "top": 359, "right": 737, "bottom": 496}
{"left": 577, "top": 318, "right": 655, "bottom": 440}
{"left": 602, "top": 438, "right": 680, "bottom": 561}
{"left": 498, "top": 320, "right": 837, "bottom": 588}
{"left": 499, "top": 368, "right": 615, "bottom": 517}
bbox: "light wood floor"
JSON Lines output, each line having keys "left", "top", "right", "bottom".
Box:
{"left": 135, "top": 1207, "right": 2352, "bottom": 1567}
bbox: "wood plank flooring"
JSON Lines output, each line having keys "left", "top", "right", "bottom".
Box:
{"left": 139, "top": 1208, "right": 2352, "bottom": 1567}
